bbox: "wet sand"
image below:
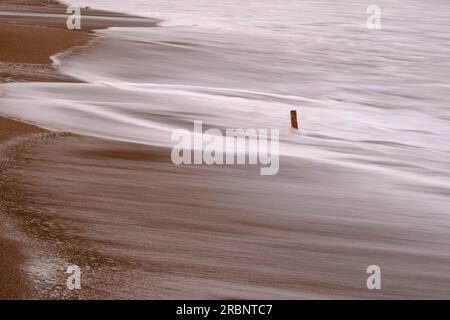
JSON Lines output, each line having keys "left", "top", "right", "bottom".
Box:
{"left": 0, "top": 0, "right": 156, "bottom": 299}
{"left": 1, "top": 0, "right": 450, "bottom": 300}
{"left": 0, "top": 0, "right": 157, "bottom": 82}
{"left": 0, "top": 23, "right": 90, "bottom": 64}
{"left": 0, "top": 157, "right": 32, "bottom": 300}
{"left": 0, "top": 117, "right": 44, "bottom": 142}
{"left": 4, "top": 135, "right": 450, "bottom": 299}
{"left": 0, "top": 92, "right": 47, "bottom": 300}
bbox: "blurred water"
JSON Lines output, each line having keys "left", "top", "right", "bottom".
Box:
{"left": 1, "top": 0, "right": 450, "bottom": 298}
{"left": 2, "top": 0, "right": 450, "bottom": 188}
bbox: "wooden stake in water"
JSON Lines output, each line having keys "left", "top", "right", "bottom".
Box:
{"left": 290, "top": 110, "right": 299, "bottom": 130}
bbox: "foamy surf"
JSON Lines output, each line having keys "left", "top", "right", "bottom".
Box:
{"left": 1, "top": 18, "right": 449, "bottom": 183}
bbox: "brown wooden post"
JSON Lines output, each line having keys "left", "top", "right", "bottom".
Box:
{"left": 290, "top": 110, "right": 298, "bottom": 130}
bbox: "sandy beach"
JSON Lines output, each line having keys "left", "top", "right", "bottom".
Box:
{"left": 0, "top": 1, "right": 91, "bottom": 136}
{"left": 0, "top": 23, "right": 90, "bottom": 64}
{"left": 0, "top": 0, "right": 158, "bottom": 299}
{"left": 1, "top": 0, "right": 450, "bottom": 300}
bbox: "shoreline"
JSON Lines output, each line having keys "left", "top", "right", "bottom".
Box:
{"left": 2, "top": 0, "right": 450, "bottom": 300}
{"left": 0, "top": 0, "right": 157, "bottom": 299}
{"left": 0, "top": 0, "right": 158, "bottom": 138}
{"left": 0, "top": 0, "right": 158, "bottom": 82}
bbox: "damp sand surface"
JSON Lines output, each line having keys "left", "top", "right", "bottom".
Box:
{"left": 4, "top": 134, "right": 450, "bottom": 299}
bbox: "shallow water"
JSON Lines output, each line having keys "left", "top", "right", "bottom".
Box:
{"left": 1, "top": 0, "right": 450, "bottom": 298}
{"left": 2, "top": 0, "right": 450, "bottom": 186}
{"left": 6, "top": 135, "right": 450, "bottom": 298}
